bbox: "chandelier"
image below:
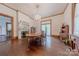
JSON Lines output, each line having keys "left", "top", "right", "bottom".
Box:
{"left": 34, "top": 4, "right": 41, "bottom": 20}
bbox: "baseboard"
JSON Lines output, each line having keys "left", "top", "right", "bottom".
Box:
{"left": 12, "top": 36, "right": 18, "bottom": 40}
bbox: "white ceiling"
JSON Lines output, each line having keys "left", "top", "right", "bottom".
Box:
{"left": 4, "top": 3, "right": 67, "bottom": 19}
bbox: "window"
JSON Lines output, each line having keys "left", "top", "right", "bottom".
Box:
{"left": 0, "top": 16, "right": 6, "bottom": 35}
{"left": 41, "top": 21, "right": 51, "bottom": 36}
{"left": 74, "top": 4, "right": 79, "bottom": 36}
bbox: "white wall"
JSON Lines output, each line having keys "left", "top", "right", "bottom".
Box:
{"left": 64, "top": 4, "right": 72, "bottom": 34}
{"left": 0, "top": 4, "right": 17, "bottom": 37}
{"left": 40, "top": 14, "right": 64, "bottom": 35}
{"left": 18, "top": 12, "right": 34, "bottom": 39}
{"left": 51, "top": 14, "right": 64, "bottom": 35}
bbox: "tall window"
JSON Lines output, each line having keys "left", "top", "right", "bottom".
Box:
{"left": 41, "top": 20, "right": 51, "bottom": 36}
{"left": 74, "top": 4, "right": 79, "bottom": 36}
{"left": 0, "top": 16, "right": 6, "bottom": 35}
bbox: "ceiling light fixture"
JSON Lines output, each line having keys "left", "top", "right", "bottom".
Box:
{"left": 34, "top": 4, "right": 41, "bottom": 20}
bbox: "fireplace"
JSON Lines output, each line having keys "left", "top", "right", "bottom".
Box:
{"left": 21, "top": 31, "right": 28, "bottom": 38}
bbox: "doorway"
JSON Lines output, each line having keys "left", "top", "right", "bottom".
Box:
{"left": 0, "top": 14, "right": 13, "bottom": 42}
{"left": 6, "top": 22, "right": 12, "bottom": 39}
{"left": 41, "top": 23, "right": 51, "bottom": 36}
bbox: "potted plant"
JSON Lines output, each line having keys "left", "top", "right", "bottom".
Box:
{"left": 64, "top": 37, "right": 69, "bottom": 45}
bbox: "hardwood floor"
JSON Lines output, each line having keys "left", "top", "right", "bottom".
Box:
{"left": 0, "top": 36, "right": 75, "bottom": 56}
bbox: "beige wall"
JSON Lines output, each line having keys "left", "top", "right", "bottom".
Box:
{"left": 64, "top": 4, "right": 72, "bottom": 34}
{"left": 51, "top": 14, "right": 64, "bottom": 35}
{"left": 0, "top": 4, "right": 17, "bottom": 37}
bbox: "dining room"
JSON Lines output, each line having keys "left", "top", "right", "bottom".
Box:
{"left": 0, "top": 3, "right": 79, "bottom": 56}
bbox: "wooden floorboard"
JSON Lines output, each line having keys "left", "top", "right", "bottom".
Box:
{"left": 0, "top": 36, "right": 77, "bottom": 56}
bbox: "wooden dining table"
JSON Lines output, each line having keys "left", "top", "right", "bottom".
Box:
{"left": 26, "top": 33, "right": 41, "bottom": 43}
{"left": 26, "top": 33, "right": 40, "bottom": 37}
{"left": 26, "top": 33, "right": 41, "bottom": 49}
{"left": 26, "top": 33, "right": 41, "bottom": 39}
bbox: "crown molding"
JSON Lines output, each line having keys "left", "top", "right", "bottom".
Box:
{"left": 0, "top": 3, "right": 33, "bottom": 20}
{"left": 41, "top": 12, "right": 64, "bottom": 19}
{"left": 0, "top": 3, "right": 17, "bottom": 11}
{"left": 63, "top": 3, "right": 69, "bottom": 13}
{"left": 41, "top": 4, "right": 69, "bottom": 19}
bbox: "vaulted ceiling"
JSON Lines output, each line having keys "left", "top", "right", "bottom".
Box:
{"left": 4, "top": 3, "right": 67, "bottom": 19}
